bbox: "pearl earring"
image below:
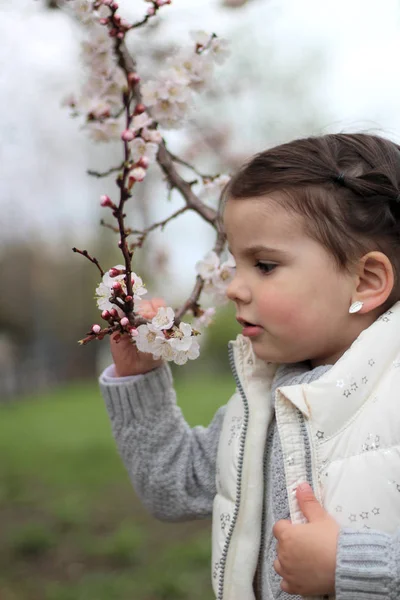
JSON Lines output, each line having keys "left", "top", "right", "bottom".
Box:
{"left": 349, "top": 301, "right": 364, "bottom": 314}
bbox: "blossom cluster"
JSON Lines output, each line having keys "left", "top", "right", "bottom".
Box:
{"left": 95, "top": 264, "right": 147, "bottom": 316}
{"left": 195, "top": 250, "right": 236, "bottom": 304}
{"left": 64, "top": 1, "right": 128, "bottom": 141}
{"left": 135, "top": 307, "right": 200, "bottom": 365}
{"left": 94, "top": 266, "right": 200, "bottom": 364}
{"left": 140, "top": 30, "right": 230, "bottom": 128}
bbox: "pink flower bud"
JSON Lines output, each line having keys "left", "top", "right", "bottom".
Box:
{"left": 111, "top": 1, "right": 119, "bottom": 8}
{"left": 110, "top": 308, "right": 118, "bottom": 318}
{"left": 137, "top": 156, "right": 150, "bottom": 169}
{"left": 101, "top": 310, "right": 111, "bottom": 320}
{"left": 120, "top": 18, "right": 131, "bottom": 28}
{"left": 120, "top": 317, "right": 129, "bottom": 327}
{"left": 125, "top": 295, "right": 133, "bottom": 302}
{"left": 147, "top": 6, "right": 156, "bottom": 15}
{"left": 117, "top": 32, "right": 125, "bottom": 39}
{"left": 109, "top": 28, "right": 118, "bottom": 37}
{"left": 131, "top": 167, "right": 146, "bottom": 182}
{"left": 134, "top": 103, "right": 146, "bottom": 115}
{"left": 112, "top": 281, "right": 122, "bottom": 293}
{"left": 113, "top": 13, "right": 121, "bottom": 23}
{"left": 127, "top": 72, "right": 141, "bottom": 86}
{"left": 100, "top": 194, "right": 113, "bottom": 207}
{"left": 109, "top": 268, "right": 121, "bottom": 278}
{"left": 92, "top": 324, "right": 101, "bottom": 334}
{"left": 99, "top": 17, "right": 109, "bottom": 25}
{"left": 130, "top": 328, "right": 139, "bottom": 337}
{"left": 121, "top": 129, "right": 135, "bottom": 142}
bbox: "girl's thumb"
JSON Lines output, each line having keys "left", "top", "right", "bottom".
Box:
{"left": 296, "top": 483, "right": 326, "bottom": 522}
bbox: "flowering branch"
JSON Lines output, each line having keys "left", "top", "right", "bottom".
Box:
{"left": 65, "top": 0, "right": 234, "bottom": 364}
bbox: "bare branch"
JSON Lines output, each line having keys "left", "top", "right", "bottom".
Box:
{"left": 87, "top": 164, "right": 124, "bottom": 178}
{"left": 72, "top": 247, "right": 105, "bottom": 277}
{"left": 128, "top": 206, "right": 189, "bottom": 247}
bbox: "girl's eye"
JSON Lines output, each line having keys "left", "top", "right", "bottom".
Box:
{"left": 255, "top": 261, "right": 277, "bottom": 274}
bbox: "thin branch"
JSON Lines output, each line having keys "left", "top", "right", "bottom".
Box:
{"left": 72, "top": 247, "right": 104, "bottom": 277}
{"left": 128, "top": 206, "right": 189, "bottom": 241}
{"left": 87, "top": 164, "right": 124, "bottom": 178}
{"left": 168, "top": 151, "right": 214, "bottom": 180}
{"left": 100, "top": 219, "right": 121, "bottom": 234}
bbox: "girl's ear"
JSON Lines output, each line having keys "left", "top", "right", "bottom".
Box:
{"left": 352, "top": 251, "right": 394, "bottom": 312}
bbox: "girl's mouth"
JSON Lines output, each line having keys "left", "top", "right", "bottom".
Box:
{"left": 242, "top": 324, "right": 263, "bottom": 337}
{"left": 237, "top": 318, "right": 263, "bottom": 337}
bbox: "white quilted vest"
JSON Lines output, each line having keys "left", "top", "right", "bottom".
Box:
{"left": 212, "top": 303, "right": 400, "bottom": 600}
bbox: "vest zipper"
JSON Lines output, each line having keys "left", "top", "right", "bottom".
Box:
{"left": 255, "top": 439, "right": 268, "bottom": 597}
{"left": 217, "top": 345, "right": 250, "bottom": 600}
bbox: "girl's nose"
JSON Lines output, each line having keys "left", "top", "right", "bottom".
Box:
{"left": 226, "top": 275, "right": 251, "bottom": 304}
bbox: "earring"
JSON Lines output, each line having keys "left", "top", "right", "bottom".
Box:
{"left": 349, "top": 301, "right": 364, "bottom": 314}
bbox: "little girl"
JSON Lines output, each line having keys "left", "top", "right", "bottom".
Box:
{"left": 99, "top": 132, "right": 400, "bottom": 599}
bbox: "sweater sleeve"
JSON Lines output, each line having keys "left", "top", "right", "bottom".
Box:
{"left": 99, "top": 363, "right": 226, "bottom": 522}
{"left": 336, "top": 527, "right": 400, "bottom": 599}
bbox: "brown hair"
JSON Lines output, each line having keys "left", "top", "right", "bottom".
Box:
{"left": 225, "top": 133, "right": 400, "bottom": 299}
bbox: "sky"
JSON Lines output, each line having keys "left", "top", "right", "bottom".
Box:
{"left": 2, "top": 0, "right": 400, "bottom": 296}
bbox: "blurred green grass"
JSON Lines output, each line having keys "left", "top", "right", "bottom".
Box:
{"left": 0, "top": 373, "right": 234, "bottom": 600}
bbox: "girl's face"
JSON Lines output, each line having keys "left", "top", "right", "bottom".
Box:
{"left": 224, "top": 196, "right": 363, "bottom": 367}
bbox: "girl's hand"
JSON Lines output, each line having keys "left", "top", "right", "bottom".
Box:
{"left": 110, "top": 298, "right": 166, "bottom": 377}
{"left": 273, "top": 483, "right": 339, "bottom": 596}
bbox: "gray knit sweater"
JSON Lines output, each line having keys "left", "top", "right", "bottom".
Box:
{"left": 99, "top": 362, "right": 400, "bottom": 599}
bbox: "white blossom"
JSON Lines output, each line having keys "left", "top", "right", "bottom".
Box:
{"left": 190, "top": 30, "right": 210, "bottom": 47}
{"left": 196, "top": 251, "right": 236, "bottom": 304}
{"left": 142, "top": 128, "right": 163, "bottom": 144}
{"left": 169, "top": 51, "right": 214, "bottom": 90}
{"left": 195, "top": 250, "right": 220, "bottom": 279}
{"left": 151, "top": 306, "right": 175, "bottom": 330}
{"left": 193, "top": 307, "right": 216, "bottom": 329}
{"left": 87, "top": 118, "right": 123, "bottom": 142}
{"left": 141, "top": 80, "right": 161, "bottom": 106}
{"left": 210, "top": 38, "right": 231, "bottom": 64}
{"left": 157, "top": 76, "right": 191, "bottom": 104}
{"left": 132, "top": 112, "right": 153, "bottom": 131}
{"left": 131, "top": 273, "right": 147, "bottom": 300}
{"left": 135, "top": 323, "right": 165, "bottom": 354}
{"left": 174, "top": 338, "right": 200, "bottom": 364}
{"left": 212, "top": 258, "right": 235, "bottom": 293}
{"left": 168, "top": 322, "right": 195, "bottom": 352}
{"left": 131, "top": 138, "right": 159, "bottom": 163}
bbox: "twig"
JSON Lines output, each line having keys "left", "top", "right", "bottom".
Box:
{"left": 87, "top": 164, "right": 124, "bottom": 178}
{"left": 128, "top": 206, "right": 188, "bottom": 241}
{"left": 72, "top": 247, "right": 104, "bottom": 277}
{"left": 100, "top": 219, "right": 121, "bottom": 234}
{"left": 168, "top": 151, "right": 214, "bottom": 180}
